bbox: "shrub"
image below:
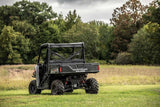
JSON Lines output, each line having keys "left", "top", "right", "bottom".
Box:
{"left": 115, "top": 52, "right": 132, "bottom": 64}
{"left": 87, "top": 59, "right": 106, "bottom": 64}
{"left": 129, "top": 22, "right": 160, "bottom": 64}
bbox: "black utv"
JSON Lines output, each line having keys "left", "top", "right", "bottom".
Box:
{"left": 29, "top": 42, "right": 99, "bottom": 95}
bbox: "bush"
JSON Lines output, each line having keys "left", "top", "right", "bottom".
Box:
{"left": 87, "top": 59, "right": 106, "bottom": 64}
{"left": 129, "top": 22, "right": 160, "bottom": 64}
{"left": 115, "top": 52, "right": 132, "bottom": 65}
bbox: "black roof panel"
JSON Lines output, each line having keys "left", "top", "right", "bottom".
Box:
{"left": 41, "top": 42, "right": 84, "bottom": 48}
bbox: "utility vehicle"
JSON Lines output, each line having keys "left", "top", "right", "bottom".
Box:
{"left": 29, "top": 42, "right": 99, "bottom": 95}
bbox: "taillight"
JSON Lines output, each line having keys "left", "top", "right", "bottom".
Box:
{"left": 65, "top": 81, "right": 68, "bottom": 84}
{"left": 98, "top": 65, "right": 100, "bottom": 71}
{"left": 59, "top": 67, "right": 62, "bottom": 72}
{"left": 82, "top": 80, "right": 85, "bottom": 84}
{"left": 34, "top": 69, "right": 36, "bottom": 73}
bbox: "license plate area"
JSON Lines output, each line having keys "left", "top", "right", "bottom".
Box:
{"left": 76, "top": 70, "right": 85, "bottom": 72}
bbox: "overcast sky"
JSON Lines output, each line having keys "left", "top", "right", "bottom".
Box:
{"left": 0, "top": 0, "right": 153, "bottom": 23}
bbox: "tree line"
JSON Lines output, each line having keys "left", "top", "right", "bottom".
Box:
{"left": 0, "top": 0, "right": 159, "bottom": 65}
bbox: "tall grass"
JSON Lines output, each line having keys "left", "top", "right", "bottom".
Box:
{"left": 0, "top": 64, "right": 160, "bottom": 90}
{"left": 88, "top": 65, "right": 160, "bottom": 85}
{"left": 0, "top": 65, "right": 34, "bottom": 90}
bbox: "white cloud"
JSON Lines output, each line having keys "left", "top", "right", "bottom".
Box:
{"left": 0, "top": 0, "right": 153, "bottom": 23}
{"left": 52, "top": 0, "right": 128, "bottom": 23}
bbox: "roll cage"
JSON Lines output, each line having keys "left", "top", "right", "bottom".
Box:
{"left": 37, "top": 42, "right": 85, "bottom": 64}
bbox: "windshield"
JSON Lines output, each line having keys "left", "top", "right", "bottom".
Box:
{"left": 50, "top": 47, "right": 84, "bottom": 62}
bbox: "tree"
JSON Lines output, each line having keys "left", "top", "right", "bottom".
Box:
{"left": 129, "top": 22, "right": 160, "bottom": 64}
{"left": 53, "top": 14, "right": 67, "bottom": 34}
{"left": 28, "top": 20, "right": 61, "bottom": 59}
{"left": 89, "top": 21, "right": 114, "bottom": 61}
{"left": 110, "top": 0, "right": 147, "bottom": 58}
{"left": 0, "top": 5, "right": 19, "bottom": 33}
{"left": 143, "top": 1, "right": 160, "bottom": 24}
{"left": 98, "top": 23, "right": 114, "bottom": 61}
{"left": 13, "top": 0, "right": 57, "bottom": 25}
{"left": 0, "top": 26, "right": 30, "bottom": 64}
{"left": 38, "top": 20, "right": 61, "bottom": 44}
{"left": 63, "top": 22, "right": 99, "bottom": 59}
{"left": 65, "top": 10, "right": 81, "bottom": 30}
{"left": 11, "top": 20, "right": 36, "bottom": 38}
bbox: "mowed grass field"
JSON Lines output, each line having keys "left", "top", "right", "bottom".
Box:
{"left": 0, "top": 85, "right": 160, "bottom": 107}
{"left": 0, "top": 65, "right": 160, "bottom": 107}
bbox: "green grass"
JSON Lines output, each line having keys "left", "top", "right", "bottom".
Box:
{"left": 0, "top": 85, "right": 160, "bottom": 107}
{"left": 0, "top": 65, "right": 160, "bottom": 107}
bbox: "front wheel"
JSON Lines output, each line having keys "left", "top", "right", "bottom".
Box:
{"left": 29, "top": 80, "right": 41, "bottom": 94}
{"left": 85, "top": 78, "right": 99, "bottom": 94}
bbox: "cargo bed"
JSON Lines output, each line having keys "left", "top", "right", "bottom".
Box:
{"left": 49, "top": 63, "right": 99, "bottom": 74}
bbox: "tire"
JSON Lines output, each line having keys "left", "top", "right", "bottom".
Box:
{"left": 51, "top": 80, "right": 64, "bottom": 95}
{"left": 85, "top": 78, "right": 99, "bottom": 94}
{"left": 29, "top": 80, "right": 41, "bottom": 94}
